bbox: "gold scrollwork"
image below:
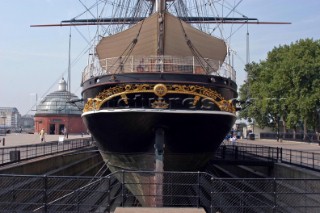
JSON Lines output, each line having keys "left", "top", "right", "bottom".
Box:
{"left": 193, "top": 96, "right": 200, "bottom": 106}
{"left": 153, "top": 84, "right": 167, "bottom": 97}
{"left": 83, "top": 83, "right": 236, "bottom": 113}
{"left": 151, "top": 98, "right": 169, "bottom": 109}
{"left": 120, "top": 94, "right": 129, "bottom": 105}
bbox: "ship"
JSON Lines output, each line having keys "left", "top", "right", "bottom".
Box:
{"left": 29, "top": 0, "right": 292, "bottom": 207}
{"left": 67, "top": 0, "right": 241, "bottom": 206}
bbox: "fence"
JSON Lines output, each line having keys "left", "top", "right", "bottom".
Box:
{"left": 220, "top": 142, "right": 320, "bottom": 171}
{"left": 260, "top": 132, "right": 320, "bottom": 144}
{"left": 0, "top": 138, "right": 92, "bottom": 165}
{"left": 0, "top": 171, "right": 319, "bottom": 212}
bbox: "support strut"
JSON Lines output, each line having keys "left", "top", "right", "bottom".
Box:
{"left": 154, "top": 128, "right": 165, "bottom": 207}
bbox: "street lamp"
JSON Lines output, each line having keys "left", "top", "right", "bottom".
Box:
{"left": 276, "top": 113, "right": 280, "bottom": 142}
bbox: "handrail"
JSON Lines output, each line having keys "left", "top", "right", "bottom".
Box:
{"left": 0, "top": 137, "right": 92, "bottom": 166}
{"left": 82, "top": 55, "right": 236, "bottom": 83}
{"left": 1, "top": 172, "right": 319, "bottom": 212}
{"left": 221, "top": 141, "right": 320, "bottom": 171}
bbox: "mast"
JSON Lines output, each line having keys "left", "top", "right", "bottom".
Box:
{"left": 68, "top": 28, "right": 71, "bottom": 94}
{"left": 157, "top": 0, "right": 166, "bottom": 56}
{"left": 155, "top": 0, "right": 166, "bottom": 12}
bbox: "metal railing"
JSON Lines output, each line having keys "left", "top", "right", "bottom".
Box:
{"left": 82, "top": 55, "right": 236, "bottom": 83}
{"left": 221, "top": 142, "right": 320, "bottom": 171}
{"left": 260, "top": 132, "right": 320, "bottom": 144}
{"left": 216, "top": 143, "right": 280, "bottom": 162}
{"left": 0, "top": 171, "right": 319, "bottom": 212}
{"left": 0, "top": 138, "right": 92, "bottom": 166}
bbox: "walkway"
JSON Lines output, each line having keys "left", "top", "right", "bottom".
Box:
{"left": 236, "top": 138, "right": 320, "bottom": 153}
{"left": 0, "top": 133, "right": 89, "bottom": 147}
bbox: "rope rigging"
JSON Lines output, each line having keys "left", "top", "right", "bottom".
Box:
{"left": 110, "top": 19, "right": 146, "bottom": 74}
{"left": 177, "top": 17, "right": 219, "bottom": 76}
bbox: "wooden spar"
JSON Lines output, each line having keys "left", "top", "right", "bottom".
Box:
{"left": 31, "top": 16, "right": 290, "bottom": 27}
{"left": 30, "top": 21, "right": 291, "bottom": 27}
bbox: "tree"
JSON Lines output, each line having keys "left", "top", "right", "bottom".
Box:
{"left": 239, "top": 38, "right": 320, "bottom": 140}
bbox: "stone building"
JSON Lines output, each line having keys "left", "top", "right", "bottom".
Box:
{"left": 34, "top": 78, "right": 86, "bottom": 135}
{"left": 20, "top": 114, "right": 35, "bottom": 133}
{"left": 0, "top": 107, "right": 21, "bottom": 133}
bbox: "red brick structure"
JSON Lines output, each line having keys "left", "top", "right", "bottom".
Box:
{"left": 34, "top": 78, "right": 86, "bottom": 135}
{"left": 34, "top": 115, "right": 86, "bottom": 135}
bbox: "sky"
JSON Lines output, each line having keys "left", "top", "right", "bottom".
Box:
{"left": 1, "top": 0, "right": 320, "bottom": 115}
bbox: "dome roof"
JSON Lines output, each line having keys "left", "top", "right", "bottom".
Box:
{"left": 35, "top": 78, "right": 83, "bottom": 115}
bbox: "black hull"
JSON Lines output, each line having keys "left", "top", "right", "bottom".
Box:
{"left": 81, "top": 73, "right": 237, "bottom": 171}
{"left": 82, "top": 109, "right": 236, "bottom": 171}
{"left": 81, "top": 73, "right": 237, "bottom": 206}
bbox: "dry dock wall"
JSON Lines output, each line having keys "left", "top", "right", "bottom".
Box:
{"left": 272, "top": 163, "right": 320, "bottom": 178}
{"left": 0, "top": 147, "right": 102, "bottom": 176}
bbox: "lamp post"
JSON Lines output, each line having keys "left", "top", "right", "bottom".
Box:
{"left": 276, "top": 113, "right": 280, "bottom": 142}
{"left": 317, "top": 108, "right": 320, "bottom": 142}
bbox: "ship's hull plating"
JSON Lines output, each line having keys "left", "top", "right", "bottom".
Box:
{"left": 82, "top": 109, "right": 236, "bottom": 171}
{"left": 81, "top": 73, "right": 237, "bottom": 206}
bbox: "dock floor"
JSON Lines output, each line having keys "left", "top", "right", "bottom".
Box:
{"left": 114, "top": 207, "right": 206, "bottom": 213}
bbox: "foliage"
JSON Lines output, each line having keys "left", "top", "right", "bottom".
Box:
{"left": 238, "top": 38, "right": 320, "bottom": 134}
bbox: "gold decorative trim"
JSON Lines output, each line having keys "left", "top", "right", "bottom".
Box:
{"left": 83, "top": 83, "right": 235, "bottom": 113}
{"left": 153, "top": 84, "right": 167, "bottom": 97}
{"left": 151, "top": 98, "right": 169, "bottom": 109}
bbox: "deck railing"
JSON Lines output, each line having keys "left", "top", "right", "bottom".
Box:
{"left": 82, "top": 55, "right": 236, "bottom": 83}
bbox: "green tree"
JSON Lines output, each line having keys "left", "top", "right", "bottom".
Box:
{"left": 239, "top": 38, "right": 320, "bottom": 140}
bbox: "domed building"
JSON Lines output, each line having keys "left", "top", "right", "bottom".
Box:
{"left": 34, "top": 78, "right": 86, "bottom": 135}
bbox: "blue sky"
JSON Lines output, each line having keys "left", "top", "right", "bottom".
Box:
{"left": 1, "top": 0, "right": 320, "bottom": 115}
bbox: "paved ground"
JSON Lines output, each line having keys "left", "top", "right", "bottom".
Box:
{"left": 115, "top": 207, "right": 205, "bottom": 213}
{"left": 1, "top": 133, "right": 320, "bottom": 153}
{"left": 0, "top": 133, "right": 89, "bottom": 147}
{"left": 236, "top": 138, "right": 320, "bottom": 153}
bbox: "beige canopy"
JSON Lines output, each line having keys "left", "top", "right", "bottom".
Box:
{"left": 96, "top": 12, "right": 227, "bottom": 62}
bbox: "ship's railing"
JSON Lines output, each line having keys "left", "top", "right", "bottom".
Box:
{"left": 81, "top": 55, "right": 236, "bottom": 83}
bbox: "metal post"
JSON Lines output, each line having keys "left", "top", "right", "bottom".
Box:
{"left": 273, "top": 178, "right": 277, "bottom": 213}
{"left": 122, "top": 170, "right": 125, "bottom": 206}
{"left": 155, "top": 128, "right": 164, "bottom": 207}
{"left": 107, "top": 176, "right": 111, "bottom": 213}
{"left": 1, "top": 148, "right": 3, "bottom": 164}
{"left": 43, "top": 175, "right": 48, "bottom": 212}
{"left": 277, "top": 115, "right": 280, "bottom": 142}
{"left": 290, "top": 149, "right": 292, "bottom": 164}
{"left": 197, "top": 171, "right": 201, "bottom": 208}
{"left": 234, "top": 146, "right": 238, "bottom": 159}
{"left": 210, "top": 177, "right": 214, "bottom": 213}
{"left": 313, "top": 153, "right": 315, "bottom": 169}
